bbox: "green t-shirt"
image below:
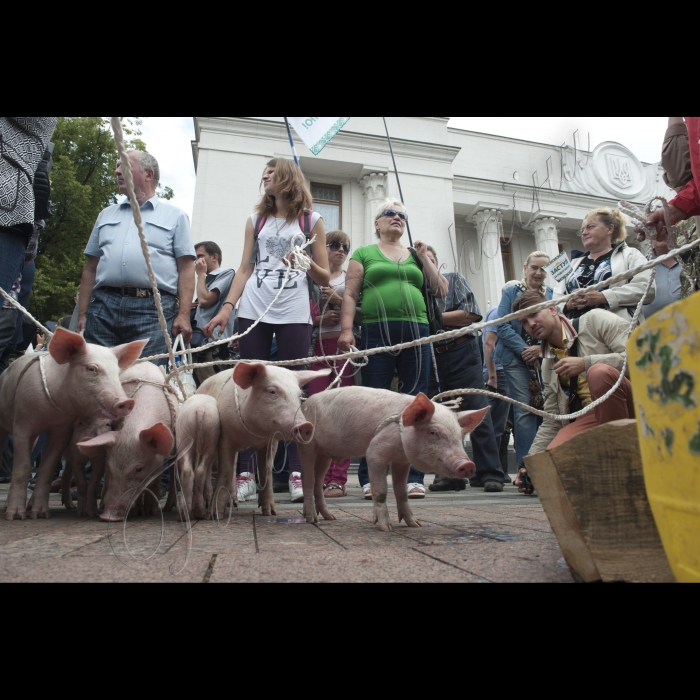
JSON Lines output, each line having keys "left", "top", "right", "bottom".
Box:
{"left": 352, "top": 245, "right": 428, "bottom": 325}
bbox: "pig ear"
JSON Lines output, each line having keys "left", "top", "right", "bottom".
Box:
{"left": 233, "top": 363, "right": 267, "bottom": 390}
{"left": 78, "top": 432, "right": 120, "bottom": 457}
{"left": 140, "top": 423, "right": 174, "bottom": 456}
{"left": 49, "top": 328, "right": 88, "bottom": 365}
{"left": 112, "top": 340, "right": 148, "bottom": 369}
{"left": 295, "top": 368, "right": 332, "bottom": 388}
{"left": 402, "top": 393, "right": 436, "bottom": 428}
{"left": 457, "top": 407, "right": 491, "bottom": 435}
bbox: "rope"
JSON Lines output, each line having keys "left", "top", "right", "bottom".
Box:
{"left": 109, "top": 117, "right": 188, "bottom": 401}
{"left": 0, "top": 286, "right": 54, "bottom": 339}
{"left": 166, "top": 234, "right": 700, "bottom": 382}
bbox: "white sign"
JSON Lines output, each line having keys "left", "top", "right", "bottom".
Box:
{"left": 287, "top": 117, "right": 350, "bottom": 155}
{"left": 544, "top": 251, "right": 574, "bottom": 283}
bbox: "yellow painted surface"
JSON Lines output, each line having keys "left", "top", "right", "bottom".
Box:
{"left": 628, "top": 294, "right": 700, "bottom": 583}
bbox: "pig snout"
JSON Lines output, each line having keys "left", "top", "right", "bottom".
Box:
{"left": 113, "top": 399, "right": 136, "bottom": 418}
{"left": 455, "top": 461, "right": 477, "bottom": 480}
{"left": 100, "top": 509, "right": 124, "bottom": 523}
{"left": 292, "top": 422, "right": 314, "bottom": 442}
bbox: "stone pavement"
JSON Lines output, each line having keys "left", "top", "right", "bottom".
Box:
{"left": 0, "top": 475, "right": 574, "bottom": 583}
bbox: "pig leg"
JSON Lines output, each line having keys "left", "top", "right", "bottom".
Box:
{"left": 193, "top": 443, "right": 216, "bottom": 521}
{"left": 298, "top": 442, "right": 319, "bottom": 524}
{"left": 257, "top": 443, "right": 277, "bottom": 518}
{"left": 314, "top": 454, "right": 336, "bottom": 523}
{"left": 143, "top": 473, "right": 162, "bottom": 517}
{"left": 84, "top": 453, "right": 105, "bottom": 518}
{"left": 164, "top": 465, "right": 177, "bottom": 513}
{"left": 204, "top": 456, "right": 216, "bottom": 515}
{"left": 27, "top": 430, "right": 71, "bottom": 520}
{"left": 367, "top": 444, "right": 392, "bottom": 532}
{"left": 391, "top": 462, "right": 421, "bottom": 529}
{"left": 178, "top": 451, "right": 195, "bottom": 523}
{"left": 61, "top": 462, "right": 75, "bottom": 510}
{"left": 213, "top": 438, "right": 236, "bottom": 521}
{"left": 5, "top": 429, "right": 37, "bottom": 521}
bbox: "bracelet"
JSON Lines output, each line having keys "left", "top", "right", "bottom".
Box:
{"left": 222, "top": 302, "right": 235, "bottom": 311}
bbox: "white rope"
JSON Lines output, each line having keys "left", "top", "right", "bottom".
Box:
{"left": 39, "top": 354, "right": 62, "bottom": 411}
{"left": 109, "top": 117, "right": 188, "bottom": 401}
{"left": 0, "top": 286, "right": 54, "bottom": 339}
{"left": 166, "top": 233, "right": 700, "bottom": 382}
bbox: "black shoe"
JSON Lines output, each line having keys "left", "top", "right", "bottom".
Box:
{"left": 469, "top": 480, "right": 483, "bottom": 489}
{"left": 429, "top": 478, "right": 467, "bottom": 492}
{"left": 0, "top": 478, "right": 11, "bottom": 484}
{"left": 273, "top": 481, "right": 288, "bottom": 494}
{"left": 484, "top": 481, "right": 504, "bottom": 493}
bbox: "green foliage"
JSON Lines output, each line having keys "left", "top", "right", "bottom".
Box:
{"left": 32, "top": 117, "right": 174, "bottom": 323}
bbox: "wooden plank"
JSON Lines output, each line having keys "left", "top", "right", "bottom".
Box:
{"left": 526, "top": 451, "right": 602, "bottom": 584}
{"left": 533, "top": 420, "right": 675, "bottom": 583}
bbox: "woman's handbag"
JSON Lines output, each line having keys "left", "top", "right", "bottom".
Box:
{"left": 410, "top": 249, "right": 445, "bottom": 337}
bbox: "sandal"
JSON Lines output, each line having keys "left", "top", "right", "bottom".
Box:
{"left": 324, "top": 483, "right": 347, "bottom": 499}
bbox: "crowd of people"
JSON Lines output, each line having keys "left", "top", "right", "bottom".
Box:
{"left": 1, "top": 115, "right": 698, "bottom": 503}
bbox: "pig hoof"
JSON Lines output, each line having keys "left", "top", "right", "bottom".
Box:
{"left": 305, "top": 514, "right": 319, "bottom": 525}
{"left": 5, "top": 508, "right": 27, "bottom": 522}
{"left": 319, "top": 510, "right": 337, "bottom": 522}
{"left": 376, "top": 523, "right": 393, "bottom": 533}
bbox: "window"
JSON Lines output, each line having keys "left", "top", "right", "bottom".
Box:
{"left": 501, "top": 239, "right": 515, "bottom": 282}
{"left": 312, "top": 184, "right": 342, "bottom": 232}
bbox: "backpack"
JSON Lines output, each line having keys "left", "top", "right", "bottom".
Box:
{"left": 252, "top": 209, "right": 322, "bottom": 323}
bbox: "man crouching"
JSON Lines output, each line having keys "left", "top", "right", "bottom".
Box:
{"left": 513, "top": 291, "right": 635, "bottom": 494}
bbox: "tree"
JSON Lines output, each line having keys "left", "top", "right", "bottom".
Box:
{"left": 32, "top": 117, "right": 173, "bottom": 322}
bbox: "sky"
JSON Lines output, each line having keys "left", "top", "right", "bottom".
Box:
{"left": 139, "top": 117, "right": 670, "bottom": 220}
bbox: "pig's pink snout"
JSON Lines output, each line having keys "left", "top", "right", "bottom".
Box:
{"left": 100, "top": 510, "right": 125, "bottom": 523}
{"left": 113, "top": 399, "right": 136, "bottom": 418}
{"left": 293, "top": 422, "right": 314, "bottom": 442}
{"left": 455, "top": 462, "right": 476, "bottom": 480}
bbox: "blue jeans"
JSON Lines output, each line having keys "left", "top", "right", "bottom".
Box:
{"left": 85, "top": 288, "right": 178, "bottom": 366}
{"left": 502, "top": 357, "right": 542, "bottom": 464}
{"left": 0, "top": 228, "right": 25, "bottom": 302}
{"left": 484, "top": 369, "right": 511, "bottom": 453}
{"left": 358, "top": 322, "right": 431, "bottom": 488}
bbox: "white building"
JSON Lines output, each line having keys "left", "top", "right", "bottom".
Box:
{"left": 191, "top": 117, "right": 673, "bottom": 313}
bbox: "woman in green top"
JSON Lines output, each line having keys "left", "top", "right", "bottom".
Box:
{"left": 338, "top": 200, "right": 447, "bottom": 500}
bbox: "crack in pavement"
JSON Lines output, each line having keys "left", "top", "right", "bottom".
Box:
{"left": 410, "top": 548, "right": 493, "bottom": 583}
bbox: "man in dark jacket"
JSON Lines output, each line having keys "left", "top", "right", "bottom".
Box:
{"left": 0, "top": 117, "right": 58, "bottom": 296}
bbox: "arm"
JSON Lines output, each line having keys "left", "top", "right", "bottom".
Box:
{"left": 203, "top": 219, "right": 257, "bottom": 339}
{"left": 484, "top": 331, "right": 499, "bottom": 388}
{"left": 172, "top": 256, "right": 195, "bottom": 343}
{"left": 306, "top": 219, "right": 331, "bottom": 287}
{"left": 76, "top": 256, "right": 99, "bottom": 334}
{"left": 603, "top": 249, "right": 656, "bottom": 312}
{"left": 442, "top": 310, "right": 482, "bottom": 327}
{"left": 413, "top": 241, "right": 449, "bottom": 298}
{"left": 495, "top": 287, "right": 528, "bottom": 358}
{"left": 195, "top": 260, "right": 220, "bottom": 310}
{"left": 338, "top": 259, "right": 365, "bottom": 352}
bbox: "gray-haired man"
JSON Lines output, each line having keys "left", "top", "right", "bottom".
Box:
{"left": 77, "top": 150, "right": 195, "bottom": 364}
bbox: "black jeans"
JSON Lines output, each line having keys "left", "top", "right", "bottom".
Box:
{"left": 430, "top": 336, "right": 508, "bottom": 485}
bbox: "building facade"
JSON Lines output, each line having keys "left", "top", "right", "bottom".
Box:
{"left": 191, "top": 117, "right": 673, "bottom": 313}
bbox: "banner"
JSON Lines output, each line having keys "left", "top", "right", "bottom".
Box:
{"left": 287, "top": 117, "right": 350, "bottom": 155}
{"left": 544, "top": 251, "right": 575, "bottom": 284}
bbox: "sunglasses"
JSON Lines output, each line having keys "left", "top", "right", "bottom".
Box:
{"left": 327, "top": 242, "right": 350, "bottom": 254}
{"left": 380, "top": 209, "right": 409, "bottom": 222}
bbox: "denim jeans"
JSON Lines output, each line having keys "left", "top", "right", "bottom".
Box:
{"left": 502, "top": 357, "right": 542, "bottom": 464}
{"left": 0, "top": 228, "right": 25, "bottom": 301}
{"left": 85, "top": 288, "right": 178, "bottom": 366}
{"left": 484, "top": 370, "right": 511, "bottom": 455}
{"left": 357, "top": 322, "right": 431, "bottom": 488}
{"left": 430, "top": 337, "right": 507, "bottom": 485}
{"left": 0, "top": 308, "right": 18, "bottom": 367}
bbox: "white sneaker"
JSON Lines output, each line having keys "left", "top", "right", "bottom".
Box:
{"left": 289, "top": 473, "right": 304, "bottom": 503}
{"left": 363, "top": 485, "right": 373, "bottom": 501}
{"left": 236, "top": 473, "right": 257, "bottom": 503}
{"left": 408, "top": 484, "right": 426, "bottom": 500}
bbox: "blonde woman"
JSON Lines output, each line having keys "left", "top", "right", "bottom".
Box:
{"left": 563, "top": 208, "right": 655, "bottom": 321}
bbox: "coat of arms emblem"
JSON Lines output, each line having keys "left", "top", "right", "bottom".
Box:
{"left": 606, "top": 154, "right": 633, "bottom": 189}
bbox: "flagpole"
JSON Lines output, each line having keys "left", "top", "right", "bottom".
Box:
{"left": 383, "top": 117, "right": 413, "bottom": 246}
{"left": 284, "top": 117, "right": 301, "bottom": 168}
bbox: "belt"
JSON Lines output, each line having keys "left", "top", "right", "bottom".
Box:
{"left": 433, "top": 335, "right": 472, "bottom": 355}
{"left": 103, "top": 286, "right": 175, "bottom": 299}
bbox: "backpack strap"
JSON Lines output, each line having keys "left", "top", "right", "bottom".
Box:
{"left": 254, "top": 215, "right": 267, "bottom": 239}
{"left": 300, "top": 209, "right": 313, "bottom": 239}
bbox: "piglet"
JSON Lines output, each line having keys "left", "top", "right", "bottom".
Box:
{"left": 299, "top": 388, "right": 489, "bottom": 532}
{"left": 61, "top": 417, "right": 114, "bottom": 517}
{"left": 78, "top": 362, "right": 177, "bottom": 523}
{"left": 198, "top": 363, "right": 331, "bottom": 520}
{"left": 0, "top": 328, "right": 146, "bottom": 521}
{"left": 175, "top": 394, "right": 220, "bottom": 521}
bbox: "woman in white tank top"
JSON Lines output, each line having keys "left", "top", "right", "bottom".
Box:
{"left": 204, "top": 158, "right": 331, "bottom": 502}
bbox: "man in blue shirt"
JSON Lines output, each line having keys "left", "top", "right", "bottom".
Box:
{"left": 77, "top": 151, "right": 195, "bottom": 365}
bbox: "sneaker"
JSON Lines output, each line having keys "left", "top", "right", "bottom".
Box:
{"left": 429, "top": 477, "right": 467, "bottom": 492}
{"left": 236, "top": 473, "right": 258, "bottom": 503}
{"left": 363, "top": 485, "right": 373, "bottom": 501}
{"left": 289, "top": 473, "right": 304, "bottom": 503}
{"left": 408, "top": 484, "right": 426, "bottom": 500}
{"left": 484, "top": 481, "right": 504, "bottom": 493}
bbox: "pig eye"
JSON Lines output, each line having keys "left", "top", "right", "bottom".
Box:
{"left": 86, "top": 365, "right": 98, "bottom": 374}
{"left": 430, "top": 429, "right": 440, "bottom": 438}
{"left": 267, "top": 388, "right": 277, "bottom": 396}
{"left": 135, "top": 467, "right": 143, "bottom": 474}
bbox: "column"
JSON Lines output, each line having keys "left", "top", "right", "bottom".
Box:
{"left": 473, "top": 209, "right": 506, "bottom": 309}
{"left": 529, "top": 217, "right": 561, "bottom": 261}
{"left": 360, "top": 173, "right": 388, "bottom": 247}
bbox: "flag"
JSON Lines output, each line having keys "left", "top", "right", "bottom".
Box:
{"left": 287, "top": 117, "right": 350, "bottom": 155}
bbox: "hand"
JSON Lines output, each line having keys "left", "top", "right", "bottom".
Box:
{"left": 487, "top": 376, "right": 498, "bottom": 391}
{"left": 582, "top": 291, "right": 607, "bottom": 308}
{"left": 521, "top": 346, "right": 541, "bottom": 365}
{"left": 554, "top": 357, "right": 586, "bottom": 379}
{"left": 637, "top": 205, "right": 687, "bottom": 242}
{"left": 195, "top": 257, "right": 208, "bottom": 276}
{"left": 321, "top": 287, "right": 343, "bottom": 306}
{"left": 413, "top": 240, "right": 429, "bottom": 260}
{"left": 76, "top": 316, "right": 87, "bottom": 334}
{"left": 320, "top": 310, "right": 340, "bottom": 327}
{"left": 337, "top": 330, "right": 355, "bottom": 353}
{"left": 515, "top": 468, "right": 534, "bottom": 495}
{"left": 172, "top": 314, "right": 192, "bottom": 344}
{"left": 203, "top": 307, "right": 232, "bottom": 339}
{"left": 36, "top": 333, "right": 47, "bottom": 350}
{"left": 565, "top": 295, "right": 587, "bottom": 312}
